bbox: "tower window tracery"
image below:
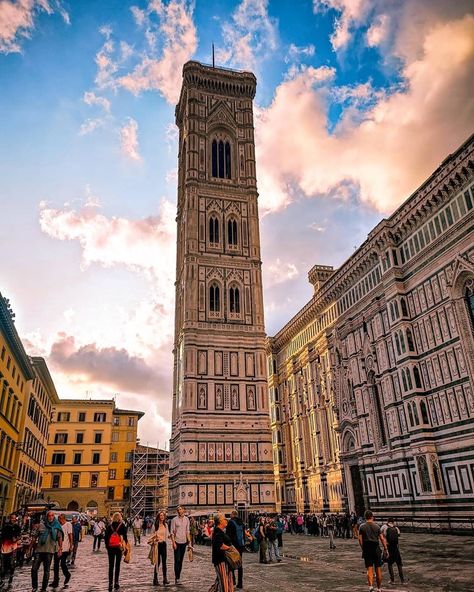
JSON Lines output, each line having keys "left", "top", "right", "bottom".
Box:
{"left": 209, "top": 216, "right": 220, "bottom": 245}
{"left": 227, "top": 218, "right": 238, "bottom": 246}
{"left": 209, "top": 283, "right": 220, "bottom": 313}
{"left": 229, "top": 286, "right": 241, "bottom": 314}
{"left": 212, "top": 139, "right": 232, "bottom": 179}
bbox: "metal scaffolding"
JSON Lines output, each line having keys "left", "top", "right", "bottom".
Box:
{"left": 130, "top": 445, "right": 169, "bottom": 519}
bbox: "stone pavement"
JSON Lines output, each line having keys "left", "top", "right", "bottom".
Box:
{"left": 8, "top": 530, "right": 474, "bottom": 592}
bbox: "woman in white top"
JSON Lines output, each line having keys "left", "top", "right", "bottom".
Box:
{"left": 148, "top": 512, "right": 170, "bottom": 586}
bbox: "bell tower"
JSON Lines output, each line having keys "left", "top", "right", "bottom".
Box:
{"left": 168, "top": 61, "right": 274, "bottom": 513}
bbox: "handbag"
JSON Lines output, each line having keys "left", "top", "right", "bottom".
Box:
{"left": 224, "top": 545, "right": 242, "bottom": 570}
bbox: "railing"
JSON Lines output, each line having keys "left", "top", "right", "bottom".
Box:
{"left": 378, "top": 515, "right": 474, "bottom": 536}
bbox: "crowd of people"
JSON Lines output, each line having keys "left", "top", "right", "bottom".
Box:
{"left": 0, "top": 506, "right": 407, "bottom": 592}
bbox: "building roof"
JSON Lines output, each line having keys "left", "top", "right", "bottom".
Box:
{"left": 31, "top": 357, "right": 60, "bottom": 404}
{"left": 114, "top": 407, "right": 145, "bottom": 419}
{"left": 0, "top": 292, "right": 34, "bottom": 380}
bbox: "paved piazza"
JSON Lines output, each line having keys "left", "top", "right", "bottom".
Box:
{"left": 9, "top": 531, "right": 474, "bottom": 592}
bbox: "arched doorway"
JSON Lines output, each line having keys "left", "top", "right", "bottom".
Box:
{"left": 342, "top": 430, "right": 365, "bottom": 517}
{"left": 86, "top": 500, "right": 98, "bottom": 517}
{"left": 67, "top": 500, "right": 79, "bottom": 511}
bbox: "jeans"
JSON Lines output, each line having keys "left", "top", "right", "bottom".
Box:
{"left": 328, "top": 530, "right": 336, "bottom": 549}
{"left": 155, "top": 542, "right": 167, "bottom": 580}
{"left": 107, "top": 548, "right": 122, "bottom": 587}
{"left": 173, "top": 542, "right": 187, "bottom": 580}
{"left": 259, "top": 539, "right": 268, "bottom": 563}
{"left": 1, "top": 552, "right": 15, "bottom": 582}
{"left": 31, "top": 552, "right": 53, "bottom": 591}
{"left": 133, "top": 528, "right": 141, "bottom": 545}
{"left": 70, "top": 542, "right": 79, "bottom": 564}
{"left": 231, "top": 546, "right": 244, "bottom": 588}
{"left": 93, "top": 535, "right": 102, "bottom": 550}
{"left": 267, "top": 539, "right": 280, "bottom": 561}
{"left": 52, "top": 551, "right": 70, "bottom": 585}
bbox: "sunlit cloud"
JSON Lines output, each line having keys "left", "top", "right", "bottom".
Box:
{"left": 0, "top": 0, "right": 69, "bottom": 54}
{"left": 120, "top": 117, "right": 141, "bottom": 161}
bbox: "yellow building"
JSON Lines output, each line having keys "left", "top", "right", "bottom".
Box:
{"left": 0, "top": 293, "right": 35, "bottom": 516}
{"left": 16, "top": 357, "right": 60, "bottom": 508}
{"left": 43, "top": 400, "right": 143, "bottom": 516}
{"left": 108, "top": 408, "right": 143, "bottom": 515}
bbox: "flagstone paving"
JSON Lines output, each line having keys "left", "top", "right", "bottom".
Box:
{"left": 8, "top": 529, "right": 474, "bottom": 592}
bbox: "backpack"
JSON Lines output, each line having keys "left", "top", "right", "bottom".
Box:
{"left": 231, "top": 520, "right": 245, "bottom": 547}
{"left": 253, "top": 525, "right": 262, "bottom": 542}
{"left": 385, "top": 525, "right": 399, "bottom": 546}
{"left": 109, "top": 525, "right": 121, "bottom": 548}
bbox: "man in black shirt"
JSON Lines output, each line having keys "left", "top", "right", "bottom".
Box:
{"left": 358, "top": 510, "right": 388, "bottom": 592}
{"left": 211, "top": 513, "right": 234, "bottom": 592}
{"left": 0, "top": 513, "right": 21, "bottom": 588}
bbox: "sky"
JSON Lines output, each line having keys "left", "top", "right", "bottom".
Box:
{"left": 0, "top": 0, "right": 473, "bottom": 446}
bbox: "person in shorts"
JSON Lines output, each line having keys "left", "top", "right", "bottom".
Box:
{"left": 358, "top": 510, "right": 388, "bottom": 592}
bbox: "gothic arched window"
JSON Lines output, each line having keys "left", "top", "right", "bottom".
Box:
{"left": 399, "top": 331, "right": 406, "bottom": 353}
{"left": 225, "top": 142, "right": 231, "bottom": 179}
{"left": 406, "top": 328, "right": 415, "bottom": 351}
{"left": 395, "top": 333, "right": 401, "bottom": 356}
{"left": 401, "top": 369, "right": 408, "bottom": 392}
{"left": 406, "top": 368, "right": 413, "bottom": 390}
{"left": 209, "top": 216, "right": 219, "bottom": 244}
{"left": 401, "top": 297, "right": 408, "bottom": 317}
{"left": 209, "top": 283, "right": 220, "bottom": 312}
{"left": 412, "top": 401, "right": 419, "bottom": 425}
{"left": 218, "top": 140, "right": 225, "bottom": 178}
{"left": 229, "top": 286, "right": 240, "bottom": 313}
{"left": 465, "top": 278, "right": 474, "bottom": 331}
{"left": 408, "top": 403, "right": 414, "bottom": 426}
{"left": 420, "top": 400, "right": 429, "bottom": 424}
{"left": 212, "top": 140, "right": 218, "bottom": 177}
{"left": 227, "top": 218, "right": 238, "bottom": 246}
{"left": 413, "top": 366, "right": 422, "bottom": 389}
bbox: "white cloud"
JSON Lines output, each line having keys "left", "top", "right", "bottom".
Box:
{"left": 0, "top": 0, "right": 69, "bottom": 54}
{"left": 78, "top": 117, "right": 105, "bottom": 136}
{"left": 255, "top": 12, "right": 474, "bottom": 214}
{"left": 218, "top": 0, "right": 278, "bottom": 71}
{"left": 116, "top": 0, "right": 197, "bottom": 103}
{"left": 366, "top": 14, "right": 389, "bottom": 47}
{"left": 265, "top": 258, "right": 299, "bottom": 288}
{"left": 119, "top": 117, "right": 141, "bottom": 161}
{"left": 288, "top": 43, "right": 316, "bottom": 60}
{"left": 313, "top": 0, "right": 371, "bottom": 51}
{"left": 83, "top": 91, "right": 111, "bottom": 112}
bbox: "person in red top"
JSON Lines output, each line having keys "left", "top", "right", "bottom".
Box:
{"left": 0, "top": 514, "right": 21, "bottom": 587}
{"left": 104, "top": 512, "right": 128, "bottom": 592}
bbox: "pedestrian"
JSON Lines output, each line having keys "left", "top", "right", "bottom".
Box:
{"left": 257, "top": 517, "right": 268, "bottom": 564}
{"left": 226, "top": 511, "right": 245, "bottom": 589}
{"left": 275, "top": 515, "right": 284, "bottom": 548}
{"left": 70, "top": 516, "right": 82, "bottom": 566}
{"left": 148, "top": 511, "right": 170, "bottom": 586}
{"left": 211, "top": 512, "right": 234, "bottom": 592}
{"left": 31, "top": 510, "right": 64, "bottom": 592}
{"left": 327, "top": 514, "right": 336, "bottom": 550}
{"left": 170, "top": 505, "right": 191, "bottom": 586}
{"left": 265, "top": 518, "right": 281, "bottom": 563}
{"left": 104, "top": 511, "right": 128, "bottom": 592}
{"left": 92, "top": 519, "right": 104, "bottom": 552}
{"left": 51, "top": 514, "right": 72, "bottom": 588}
{"left": 17, "top": 515, "right": 32, "bottom": 567}
{"left": 381, "top": 518, "right": 407, "bottom": 586}
{"left": 358, "top": 510, "right": 388, "bottom": 592}
{"left": 132, "top": 515, "right": 142, "bottom": 546}
{"left": 0, "top": 513, "right": 21, "bottom": 588}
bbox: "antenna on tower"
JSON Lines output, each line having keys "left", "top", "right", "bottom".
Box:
{"left": 212, "top": 42, "right": 215, "bottom": 68}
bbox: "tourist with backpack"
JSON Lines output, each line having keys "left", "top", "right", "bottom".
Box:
{"left": 265, "top": 518, "right": 281, "bottom": 563}
{"left": 104, "top": 512, "right": 128, "bottom": 592}
{"left": 381, "top": 518, "right": 407, "bottom": 585}
{"left": 256, "top": 517, "right": 268, "bottom": 564}
{"left": 226, "top": 511, "right": 245, "bottom": 589}
{"left": 358, "top": 510, "right": 388, "bottom": 592}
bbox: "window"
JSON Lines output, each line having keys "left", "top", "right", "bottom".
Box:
{"left": 209, "top": 216, "right": 219, "bottom": 244}
{"left": 399, "top": 331, "right": 406, "bottom": 353}
{"left": 110, "top": 452, "right": 118, "bottom": 462}
{"left": 107, "top": 487, "right": 114, "bottom": 500}
{"left": 109, "top": 469, "right": 116, "bottom": 480}
{"left": 420, "top": 400, "right": 429, "bottom": 424}
{"left": 123, "top": 486, "right": 130, "bottom": 499}
{"left": 54, "top": 433, "right": 68, "bottom": 444}
{"left": 51, "top": 453, "right": 65, "bottom": 465}
{"left": 94, "top": 412, "right": 106, "bottom": 422}
{"left": 112, "top": 431, "right": 119, "bottom": 442}
{"left": 413, "top": 366, "right": 422, "bottom": 389}
{"left": 229, "top": 286, "right": 240, "bottom": 313}
{"left": 406, "top": 328, "right": 415, "bottom": 351}
{"left": 124, "top": 468, "right": 131, "bottom": 479}
{"left": 0, "top": 346, "right": 5, "bottom": 360}
{"left": 408, "top": 404, "right": 414, "bottom": 427}
{"left": 209, "top": 283, "right": 220, "bottom": 312}
{"left": 127, "top": 417, "right": 135, "bottom": 427}
{"left": 78, "top": 412, "right": 86, "bottom": 422}
{"left": 212, "top": 139, "right": 231, "bottom": 179}
{"left": 125, "top": 452, "right": 133, "bottom": 462}
{"left": 227, "top": 218, "right": 238, "bottom": 246}
{"left": 76, "top": 433, "right": 84, "bottom": 444}
{"left": 94, "top": 433, "right": 102, "bottom": 444}
{"left": 400, "top": 298, "right": 408, "bottom": 317}
{"left": 113, "top": 417, "right": 120, "bottom": 426}
{"left": 212, "top": 140, "right": 218, "bottom": 177}
{"left": 52, "top": 474, "right": 60, "bottom": 488}
{"left": 73, "top": 453, "right": 82, "bottom": 465}
{"left": 90, "top": 473, "right": 98, "bottom": 488}
{"left": 465, "top": 279, "right": 474, "bottom": 330}
{"left": 464, "top": 189, "right": 473, "bottom": 210}
{"left": 57, "top": 412, "right": 70, "bottom": 422}
{"left": 127, "top": 432, "right": 134, "bottom": 442}
{"left": 71, "top": 473, "right": 79, "bottom": 488}
{"left": 412, "top": 401, "right": 419, "bottom": 424}
{"left": 92, "top": 452, "right": 100, "bottom": 464}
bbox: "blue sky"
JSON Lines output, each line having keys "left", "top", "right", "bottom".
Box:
{"left": 1, "top": 0, "right": 473, "bottom": 443}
